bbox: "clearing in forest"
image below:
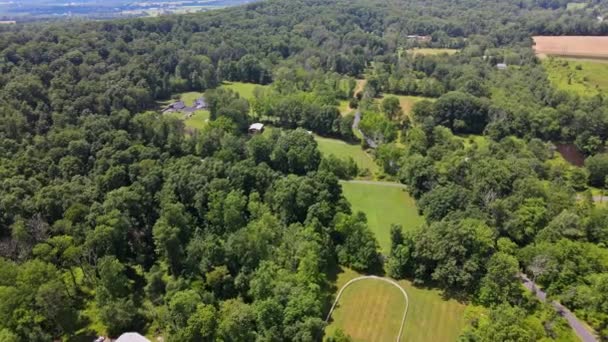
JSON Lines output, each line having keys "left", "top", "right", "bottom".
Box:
{"left": 542, "top": 57, "right": 608, "bottom": 96}
{"left": 315, "top": 136, "right": 379, "bottom": 175}
{"left": 533, "top": 36, "right": 608, "bottom": 60}
{"left": 220, "top": 81, "right": 268, "bottom": 100}
{"left": 160, "top": 91, "right": 210, "bottom": 130}
{"left": 340, "top": 181, "right": 423, "bottom": 253}
{"left": 408, "top": 48, "right": 459, "bottom": 56}
{"left": 377, "top": 94, "right": 432, "bottom": 117}
{"left": 325, "top": 268, "right": 467, "bottom": 342}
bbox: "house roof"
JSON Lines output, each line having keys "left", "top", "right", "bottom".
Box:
{"left": 115, "top": 333, "right": 150, "bottom": 342}
{"left": 249, "top": 123, "right": 264, "bottom": 131}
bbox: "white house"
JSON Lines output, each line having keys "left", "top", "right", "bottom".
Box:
{"left": 249, "top": 123, "right": 264, "bottom": 134}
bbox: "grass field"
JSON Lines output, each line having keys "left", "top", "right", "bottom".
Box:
{"left": 566, "top": 2, "right": 586, "bottom": 10}
{"left": 220, "top": 81, "right": 267, "bottom": 100}
{"left": 354, "top": 79, "right": 367, "bottom": 96}
{"left": 315, "top": 136, "right": 379, "bottom": 175}
{"left": 340, "top": 181, "right": 423, "bottom": 253}
{"left": 325, "top": 267, "right": 467, "bottom": 342}
{"left": 339, "top": 100, "right": 354, "bottom": 116}
{"left": 542, "top": 57, "right": 608, "bottom": 96}
{"left": 408, "top": 48, "right": 459, "bottom": 56}
{"left": 377, "top": 94, "right": 432, "bottom": 117}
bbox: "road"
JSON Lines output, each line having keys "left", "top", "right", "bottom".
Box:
{"left": 520, "top": 274, "right": 598, "bottom": 342}
{"left": 353, "top": 110, "right": 378, "bottom": 148}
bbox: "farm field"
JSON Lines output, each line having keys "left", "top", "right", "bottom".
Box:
{"left": 325, "top": 268, "right": 467, "bottom": 342}
{"left": 377, "top": 94, "right": 432, "bottom": 117}
{"left": 340, "top": 181, "right": 423, "bottom": 253}
{"left": 542, "top": 57, "right": 608, "bottom": 96}
{"left": 533, "top": 36, "right": 608, "bottom": 59}
{"left": 408, "top": 48, "right": 459, "bottom": 56}
{"left": 315, "top": 136, "right": 379, "bottom": 175}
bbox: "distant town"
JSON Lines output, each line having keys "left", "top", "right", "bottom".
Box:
{"left": 0, "top": 0, "right": 255, "bottom": 21}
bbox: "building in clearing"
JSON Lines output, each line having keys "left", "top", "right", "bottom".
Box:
{"left": 195, "top": 97, "right": 208, "bottom": 109}
{"left": 115, "top": 332, "right": 150, "bottom": 342}
{"left": 249, "top": 123, "right": 264, "bottom": 134}
{"left": 496, "top": 63, "right": 508, "bottom": 70}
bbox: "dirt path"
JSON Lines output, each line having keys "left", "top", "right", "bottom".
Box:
{"left": 326, "top": 275, "right": 409, "bottom": 342}
{"left": 520, "top": 274, "right": 598, "bottom": 342}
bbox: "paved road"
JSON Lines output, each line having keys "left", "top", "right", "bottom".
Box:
{"left": 520, "top": 274, "right": 598, "bottom": 342}
{"left": 575, "top": 194, "right": 608, "bottom": 203}
{"left": 353, "top": 110, "right": 378, "bottom": 148}
{"left": 326, "top": 275, "right": 409, "bottom": 342}
{"left": 340, "top": 179, "right": 408, "bottom": 189}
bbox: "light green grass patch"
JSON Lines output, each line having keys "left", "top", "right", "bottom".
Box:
{"left": 220, "top": 81, "right": 267, "bottom": 100}
{"left": 326, "top": 267, "right": 467, "bottom": 342}
{"left": 378, "top": 94, "right": 433, "bottom": 117}
{"left": 184, "top": 110, "right": 210, "bottom": 130}
{"left": 315, "top": 136, "right": 379, "bottom": 174}
{"left": 340, "top": 181, "right": 423, "bottom": 253}
{"left": 408, "top": 48, "right": 459, "bottom": 56}
{"left": 325, "top": 274, "right": 406, "bottom": 341}
{"left": 566, "top": 2, "right": 586, "bottom": 10}
{"left": 338, "top": 100, "right": 354, "bottom": 116}
{"left": 542, "top": 57, "right": 608, "bottom": 96}
{"left": 460, "top": 134, "right": 490, "bottom": 151}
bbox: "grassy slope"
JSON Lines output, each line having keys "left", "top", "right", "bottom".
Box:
{"left": 340, "top": 181, "right": 423, "bottom": 253}
{"left": 326, "top": 268, "right": 467, "bottom": 342}
{"left": 315, "top": 136, "right": 379, "bottom": 174}
{"left": 542, "top": 58, "right": 608, "bottom": 96}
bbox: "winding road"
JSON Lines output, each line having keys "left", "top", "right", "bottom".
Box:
{"left": 326, "top": 275, "right": 409, "bottom": 342}
{"left": 520, "top": 274, "right": 598, "bottom": 342}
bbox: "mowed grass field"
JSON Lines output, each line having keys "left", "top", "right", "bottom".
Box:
{"left": 377, "top": 94, "right": 432, "bottom": 117}
{"left": 220, "top": 81, "right": 267, "bottom": 100}
{"left": 340, "top": 181, "right": 423, "bottom": 253}
{"left": 326, "top": 274, "right": 406, "bottom": 341}
{"left": 408, "top": 48, "right": 459, "bottom": 56}
{"left": 542, "top": 57, "right": 608, "bottom": 96}
{"left": 325, "top": 268, "right": 467, "bottom": 342}
{"left": 315, "top": 136, "right": 379, "bottom": 175}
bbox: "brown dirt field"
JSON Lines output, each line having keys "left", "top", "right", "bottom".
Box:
{"left": 533, "top": 36, "right": 608, "bottom": 59}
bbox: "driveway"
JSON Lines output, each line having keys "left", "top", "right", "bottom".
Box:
{"left": 520, "top": 274, "right": 598, "bottom": 342}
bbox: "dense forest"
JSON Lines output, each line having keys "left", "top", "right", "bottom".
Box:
{"left": 0, "top": 0, "right": 607, "bottom": 341}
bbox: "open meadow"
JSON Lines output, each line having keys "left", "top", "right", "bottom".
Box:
{"left": 340, "top": 181, "right": 423, "bottom": 253}
{"left": 315, "top": 136, "right": 379, "bottom": 175}
{"left": 408, "top": 48, "right": 459, "bottom": 56}
{"left": 377, "top": 94, "right": 432, "bottom": 117}
{"left": 220, "top": 81, "right": 267, "bottom": 100}
{"left": 325, "top": 268, "right": 467, "bottom": 342}
{"left": 542, "top": 57, "right": 608, "bottom": 96}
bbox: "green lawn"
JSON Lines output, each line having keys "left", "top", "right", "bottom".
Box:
{"left": 340, "top": 181, "right": 423, "bottom": 253}
{"left": 325, "top": 267, "right": 467, "bottom": 342}
{"left": 542, "top": 57, "right": 608, "bottom": 96}
{"left": 220, "top": 81, "right": 267, "bottom": 100}
{"left": 315, "top": 136, "right": 379, "bottom": 175}
{"left": 184, "top": 110, "right": 210, "bottom": 130}
{"left": 377, "top": 94, "right": 432, "bottom": 117}
{"left": 566, "top": 2, "right": 586, "bottom": 10}
{"left": 408, "top": 48, "right": 459, "bottom": 56}
{"left": 326, "top": 273, "right": 407, "bottom": 341}
{"left": 338, "top": 100, "right": 353, "bottom": 116}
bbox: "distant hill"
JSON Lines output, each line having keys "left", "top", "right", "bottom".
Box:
{"left": 0, "top": 0, "right": 256, "bottom": 21}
